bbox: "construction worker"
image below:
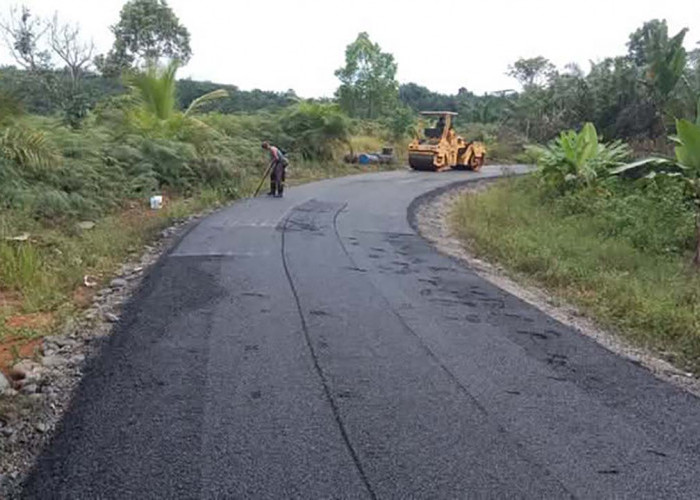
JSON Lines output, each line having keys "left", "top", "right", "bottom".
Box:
{"left": 261, "top": 142, "right": 288, "bottom": 197}
{"left": 436, "top": 115, "right": 445, "bottom": 134}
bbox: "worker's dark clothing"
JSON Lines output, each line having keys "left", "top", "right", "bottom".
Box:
{"left": 436, "top": 117, "right": 445, "bottom": 134}
{"left": 269, "top": 160, "right": 286, "bottom": 197}
{"left": 266, "top": 146, "right": 287, "bottom": 197}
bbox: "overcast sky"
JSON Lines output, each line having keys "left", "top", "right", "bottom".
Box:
{"left": 1, "top": 0, "right": 699, "bottom": 97}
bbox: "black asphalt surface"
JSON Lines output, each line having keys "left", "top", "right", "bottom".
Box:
{"left": 23, "top": 166, "right": 700, "bottom": 499}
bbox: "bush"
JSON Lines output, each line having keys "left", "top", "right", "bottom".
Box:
{"left": 1, "top": 99, "right": 397, "bottom": 228}
{"left": 282, "top": 102, "right": 350, "bottom": 160}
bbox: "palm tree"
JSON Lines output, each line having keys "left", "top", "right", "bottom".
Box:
{"left": 128, "top": 62, "right": 179, "bottom": 121}
{"left": 127, "top": 61, "right": 228, "bottom": 124}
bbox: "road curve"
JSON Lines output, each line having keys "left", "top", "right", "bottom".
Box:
{"left": 24, "top": 166, "right": 700, "bottom": 499}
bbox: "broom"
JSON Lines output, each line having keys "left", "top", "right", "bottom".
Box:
{"left": 253, "top": 162, "right": 274, "bottom": 197}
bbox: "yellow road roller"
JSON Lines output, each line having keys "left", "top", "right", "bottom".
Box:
{"left": 408, "top": 111, "right": 486, "bottom": 171}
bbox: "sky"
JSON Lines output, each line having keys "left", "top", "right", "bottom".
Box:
{"left": 1, "top": 0, "right": 699, "bottom": 98}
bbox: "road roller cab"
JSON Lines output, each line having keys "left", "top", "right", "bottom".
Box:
{"left": 408, "top": 111, "right": 486, "bottom": 171}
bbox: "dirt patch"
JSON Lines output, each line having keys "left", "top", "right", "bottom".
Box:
{"left": 5, "top": 313, "right": 55, "bottom": 331}
{"left": 414, "top": 181, "right": 700, "bottom": 397}
{"left": 0, "top": 291, "right": 22, "bottom": 312}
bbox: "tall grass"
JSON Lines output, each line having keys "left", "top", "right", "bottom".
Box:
{"left": 452, "top": 176, "right": 700, "bottom": 372}
{"left": 0, "top": 243, "right": 42, "bottom": 292}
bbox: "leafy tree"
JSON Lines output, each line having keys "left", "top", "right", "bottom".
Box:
{"left": 176, "top": 80, "right": 296, "bottom": 113}
{"left": 627, "top": 20, "right": 688, "bottom": 131}
{"left": 628, "top": 20, "right": 682, "bottom": 67}
{"left": 549, "top": 67, "right": 593, "bottom": 129}
{"left": 586, "top": 56, "right": 653, "bottom": 138}
{"left": 97, "top": 0, "right": 191, "bottom": 75}
{"left": 398, "top": 84, "right": 511, "bottom": 126}
{"left": 505, "top": 57, "right": 560, "bottom": 140}
{"left": 383, "top": 104, "right": 416, "bottom": 141}
{"left": 335, "top": 32, "right": 398, "bottom": 119}
{"left": 507, "top": 57, "right": 555, "bottom": 88}
{"left": 0, "top": 65, "right": 297, "bottom": 116}
{"left": 399, "top": 82, "right": 456, "bottom": 112}
{"left": 461, "top": 92, "right": 512, "bottom": 124}
{"left": 0, "top": 66, "right": 125, "bottom": 115}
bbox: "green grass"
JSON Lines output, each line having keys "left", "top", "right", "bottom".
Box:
{"left": 451, "top": 176, "right": 700, "bottom": 372}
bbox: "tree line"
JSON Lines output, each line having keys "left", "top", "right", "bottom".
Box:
{"left": 1, "top": 0, "right": 698, "bottom": 147}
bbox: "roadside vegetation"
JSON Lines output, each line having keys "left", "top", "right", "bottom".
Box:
{"left": 452, "top": 17, "right": 700, "bottom": 371}
{"left": 454, "top": 173, "right": 700, "bottom": 371}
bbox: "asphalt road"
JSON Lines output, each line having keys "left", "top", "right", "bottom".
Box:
{"left": 23, "top": 166, "right": 700, "bottom": 499}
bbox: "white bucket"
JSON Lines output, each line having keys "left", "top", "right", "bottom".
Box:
{"left": 150, "top": 195, "right": 163, "bottom": 210}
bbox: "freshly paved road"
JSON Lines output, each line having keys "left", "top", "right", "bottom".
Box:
{"left": 24, "top": 166, "right": 700, "bottom": 499}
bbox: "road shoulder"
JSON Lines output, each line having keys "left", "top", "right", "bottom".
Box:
{"left": 412, "top": 180, "right": 700, "bottom": 398}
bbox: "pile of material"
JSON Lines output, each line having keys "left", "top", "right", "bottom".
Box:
{"left": 344, "top": 147, "right": 395, "bottom": 165}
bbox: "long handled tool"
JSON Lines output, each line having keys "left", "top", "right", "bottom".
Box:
{"left": 253, "top": 162, "right": 273, "bottom": 197}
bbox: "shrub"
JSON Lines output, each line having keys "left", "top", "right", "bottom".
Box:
{"left": 282, "top": 102, "right": 350, "bottom": 160}
{"left": 552, "top": 177, "right": 695, "bottom": 255}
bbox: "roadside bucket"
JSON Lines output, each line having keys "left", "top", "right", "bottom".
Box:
{"left": 150, "top": 195, "right": 163, "bottom": 210}
{"left": 358, "top": 153, "right": 379, "bottom": 165}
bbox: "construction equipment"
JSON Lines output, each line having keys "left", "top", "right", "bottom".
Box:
{"left": 408, "top": 111, "right": 486, "bottom": 171}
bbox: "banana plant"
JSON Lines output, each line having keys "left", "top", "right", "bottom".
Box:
{"left": 529, "top": 122, "right": 630, "bottom": 191}
{"left": 612, "top": 98, "right": 700, "bottom": 265}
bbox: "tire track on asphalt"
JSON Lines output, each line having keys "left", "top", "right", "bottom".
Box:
{"left": 280, "top": 203, "right": 376, "bottom": 500}
{"left": 331, "top": 196, "right": 577, "bottom": 499}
